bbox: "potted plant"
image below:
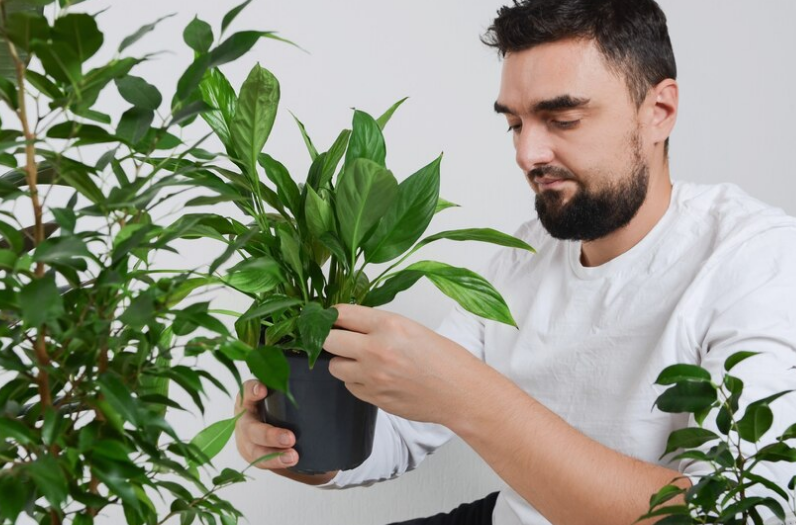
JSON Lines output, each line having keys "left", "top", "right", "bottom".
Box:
{"left": 640, "top": 352, "right": 796, "bottom": 524}
{"left": 166, "top": 58, "right": 537, "bottom": 473}
{"left": 0, "top": 1, "right": 292, "bottom": 523}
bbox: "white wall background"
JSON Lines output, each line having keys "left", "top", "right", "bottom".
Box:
{"left": 8, "top": 0, "right": 796, "bottom": 524}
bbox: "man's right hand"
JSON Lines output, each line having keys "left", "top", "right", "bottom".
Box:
{"left": 234, "top": 379, "right": 339, "bottom": 485}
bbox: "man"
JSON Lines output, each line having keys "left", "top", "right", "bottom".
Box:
{"left": 234, "top": 1, "right": 796, "bottom": 523}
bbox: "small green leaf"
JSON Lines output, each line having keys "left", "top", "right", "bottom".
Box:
{"left": 258, "top": 153, "right": 300, "bottom": 214}
{"left": 315, "top": 128, "right": 350, "bottom": 189}
{"left": 648, "top": 484, "right": 686, "bottom": 510}
{"left": 52, "top": 13, "right": 103, "bottom": 63}
{"left": 27, "top": 455, "right": 68, "bottom": 507}
{"left": 246, "top": 345, "right": 291, "bottom": 397}
{"left": 304, "top": 186, "right": 334, "bottom": 238}
{"left": 5, "top": 11, "right": 50, "bottom": 52}
{"left": 231, "top": 63, "right": 280, "bottom": 174}
{"left": 221, "top": 0, "right": 253, "bottom": 34}
{"left": 289, "top": 111, "right": 318, "bottom": 160}
{"left": 0, "top": 474, "right": 27, "bottom": 522}
{"left": 724, "top": 351, "right": 759, "bottom": 372}
{"left": 20, "top": 274, "right": 64, "bottom": 327}
{"left": 737, "top": 391, "right": 793, "bottom": 442}
{"left": 756, "top": 442, "right": 796, "bottom": 463}
{"left": 33, "top": 235, "right": 91, "bottom": 263}
{"left": 117, "top": 106, "right": 155, "bottom": 145}
{"left": 222, "top": 257, "right": 284, "bottom": 294}
{"left": 278, "top": 227, "right": 303, "bottom": 281}
{"left": 184, "top": 16, "right": 213, "bottom": 53}
{"left": 376, "top": 96, "right": 408, "bottom": 129}
{"left": 362, "top": 270, "right": 424, "bottom": 308}
{"left": 239, "top": 296, "right": 303, "bottom": 322}
{"left": 344, "top": 110, "right": 386, "bottom": 170}
{"left": 655, "top": 381, "right": 717, "bottom": 414}
{"left": 414, "top": 227, "right": 536, "bottom": 255}
{"left": 116, "top": 75, "right": 162, "bottom": 111}
{"left": 189, "top": 413, "right": 242, "bottom": 467}
{"left": 98, "top": 373, "right": 139, "bottom": 426}
{"left": 199, "top": 67, "right": 237, "bottom": 150}
{"left": 119, "top": 14, "right": 175, "bottom": 53}
{"left": 662, "top": 427, "right": 720, "bottom": 457}
{"left": 655, "top": 364, "right": 712, "bottom": 386}
{"left": 32, "top": 40, "right": 81, "bottom": 85}
{"left": 298, "top": 303, "right": 338, "bottom": 368}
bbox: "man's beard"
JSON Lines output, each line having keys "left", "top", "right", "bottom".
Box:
{"left": 533, "top": 133, "right": 649, "bottom": 242}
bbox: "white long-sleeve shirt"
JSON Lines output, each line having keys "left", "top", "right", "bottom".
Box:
{"left": 323, "top": 181, "right": 796, "bottom": 524}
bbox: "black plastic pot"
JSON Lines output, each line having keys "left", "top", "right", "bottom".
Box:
{"left": 257, "top": 350, "right": 378, "bottom": 474}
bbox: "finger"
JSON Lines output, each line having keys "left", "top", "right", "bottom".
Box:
{"left": 247, "top": 445, "right": 299, "bottom": 469}
{"left": 235, "top": 380, "right": 268, "bottom": 415}
{"left": 332, "top": 303, "right": 381, "bottom": 334}
{"left": 324, "top": 327, "right": 368, "bottom": 358}
{"left": 328, "top": 356, "right": 362, "bottom": 383}
{"left": 243, "top": 417, "right": 296, "bottom": 449}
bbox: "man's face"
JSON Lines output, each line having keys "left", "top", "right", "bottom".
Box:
{"left": 496, "top": 38, "right": 651, "bottom": 241}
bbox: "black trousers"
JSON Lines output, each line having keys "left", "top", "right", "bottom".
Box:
{"left": 387, "top": 492, "right": 499, "bottom": 525}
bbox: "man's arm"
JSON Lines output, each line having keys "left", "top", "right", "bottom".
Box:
{"left": 324, "top": 304, "right": 688, "bottom": 525}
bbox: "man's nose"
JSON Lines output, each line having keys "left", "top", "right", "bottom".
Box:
{"left": 514, "top": 123, "right": 555, "bottom": 173}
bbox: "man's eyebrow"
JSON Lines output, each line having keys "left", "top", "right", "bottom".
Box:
{"left": 494, "top": 95, "right": 591, "bottom": 115}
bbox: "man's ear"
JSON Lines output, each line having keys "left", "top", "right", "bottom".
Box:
{"left": 645, "top": 78, "right": 679, "bottom": 146}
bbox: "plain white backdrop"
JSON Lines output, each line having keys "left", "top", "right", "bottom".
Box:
{"left": 8, "top": 0, "right": 796, "bottom": 523}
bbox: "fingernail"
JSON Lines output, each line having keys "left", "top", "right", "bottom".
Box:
{"left": 253, "top": 383, "right": 262, "bottom": 396}
{"left": 281, "top": 452, "right": 296, "bottom": 465}
{"left": 279, "top": 433, "right": 291, "bottom": 446}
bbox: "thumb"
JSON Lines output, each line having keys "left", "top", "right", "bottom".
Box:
{"left": 236, "top": 379, "right": 268, "bottom": 415}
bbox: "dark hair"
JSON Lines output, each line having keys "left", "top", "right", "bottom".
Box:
{"left": 482, "top": 0, "right": 677, "bottom": 109}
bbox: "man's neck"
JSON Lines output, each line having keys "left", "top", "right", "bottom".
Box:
{"left": 580, "top": 169, "right": 673, "bottom": 268}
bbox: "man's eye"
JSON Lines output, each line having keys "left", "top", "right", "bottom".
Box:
{"left": 551, "top": 119, "right": 580, "bottom": 130}
{"left": 506, "top": 124, "right": 521, "bottom": 133}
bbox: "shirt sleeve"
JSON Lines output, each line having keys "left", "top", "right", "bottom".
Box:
{"left": 677, "top": 226, "right": 796, "bottom": 514}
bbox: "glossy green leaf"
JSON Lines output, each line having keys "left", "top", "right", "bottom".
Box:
{"left": 318, "top": 128, "right": 351, "bottom": 189}
{"left": 376, "top": 96, "right": 408, "bottom": 129}
{"left": 298, "top": 302, "right": 338, "bottom": 368}
{"left": 118, "top": 13, "right": 175, "bottom": 53}
{"left": 20, "top": 274, "right": 64, "bottom": 326}
{"left": 336, "top": 158, "right": 398, "bottom": 257}
{"left": 405, "top": 260, "right": 516, "bottom": 326}
{"left": 655, "top": 381, "right": 717, "bottom": 414}
{"left": 724, "top": 351, "right": 759, "bottom": 372}
{"left": 52, "top": 13, "right": 103, "bottom": 63}
{"left": 39, "top": 153, "right": 105, "bottom": 204}
{"left": 0, "top": 417, "right": 36, "bottom": 444}
{"left": 655, "top": 364, "right": 712, "bottom": 386}
{"left": 258, "top": 153, "right": 300, "bottom": 214}
{"left": 737, "top": 391, "right": 793, "bottom": 442}
{"left": 344, "top": 110, "right": 386, "bottom": 170}
{"left": 0, "top": 219, "right": 24, "bottom": 253}
{"left": 231, "top": 63, "right": 279, "bottom": 173}
{"left": 222, "top": 0, "right": 253, "bottom": 34}
{"left": 116, "top": 75, "right": 162, "bottom": 111}
{"left": 662, "top": 427, "right": 719, "bottom": 457}
{"left": 239, "top": 296, "right": 302, "bottom": 323}
{"left": 319, "top": 232, "right": 348, "bottom": 268}
{"left": 0, "top": 474, "right": 26, "bottom": 522}
{"left": 170, "top": 100, "right": 213, "bottom": 127}
{"left": 756, "top": 442, "right": 796, "bottom": 462}
{"left": 32, "top": 40, "right": 81, "bottom": 85}
{"left": 648, "top": 484, "right": 686, "bottom": 510}
{"left": 278, "top": 227, "right": 303, "bottom": 281}
{"left": 290, "top": 111, "right": 318, "bottom": 160}
{"left": 116, "top": 106, "right": 154, "bottom": 145}
{"left": 189, "top": 413, "right": 242, "bottom": 467}
{"left": 0, "top": 76, "right": 18, "bottom": 111}
{"left": 5, "top": 11, "right": 49, "bottom": 51}
{"left": 222, "top": 257, "right": 284, "bottom": 294}
{"left": 47, "top": 121, "right": 116, "bottom": 144}
{"left": 304, "top": 186, "right": 334, "bottom": 238}
{"left": 199, "top": 67, "right": 237, "bottom": 149}
{"left": 184, "top": 16, "right": 213, "bottom": 53}
{"left": 210, "top": 31, "right": 280, "bottom": 68}
{"left": 27, "top": 455, "right": 68, "bottom": 507}
{"left": 98, "top": 373, "right": 139, "bottom": 425}
{"left": 363, "top": 155, "right": 441, "bottom": 263}
{"left": 245, "top": 345, "right": 291, "bottom": 398}
{"left": 414, "top": 227, "right": 536, "bottom": 255}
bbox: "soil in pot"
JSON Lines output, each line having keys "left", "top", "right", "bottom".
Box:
{"left": 257, "top": 350, "right": 378, "bottom": 474}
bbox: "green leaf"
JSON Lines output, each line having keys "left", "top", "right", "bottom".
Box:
{"left": 26, "top": 70, "right": 63, "bottom": 100}
{"left": 0, "top": 76, "right": 18, "bottom": 111}
{"left": 298, "top": 303, "right": 338, "bottom": 368}
{"left": 221, "top": 0, "right": 253, "bottom": 34}
{"left": 39, "top": 153, "right": 105, "bottom": 205}
{"left": 209, "top": 31, "right": 281, "bottom": 68}
{"left": 27, "top": 455, "right": 68, "bottom": 507}
{"left": 47, "top": 121, "right": 116, "bottom": 144}
{"left": 170, "top": 100, "right": 213, "bottom": 127}
{"left": 304, "top": 186, "right": 334, "bottom": 238}
{"left": 0, "top": 474, "right": 26, "bottom": 523}
{"left": 648, "top": 484, "right": 686, "bottom": 510}
{"left": 362, "top": 268, "right": 424, "bottom": 308}
{"left": 756, "top": 442, "right": 796, "bottom": 462}
{"left": 41, "top": 408, "right": 66, "bottom": 446}
{"left": 336, "top": 158, "right": 398, "bottom": 257}
{"left": 344, "top": 110, "right": 386, "bottom": 170}
{"left": 655, "top": 381, "right": 717, "bottom": 414}
{"left": 312, "top": 129, "right": 350, "bottom": 190}
{"left": 222, "top": 257, "right": 284, "bottom": 294}
{"left": 319, "top": 232, "right": 348, "bottom": 268}
{"left": 239, "top": 296, "right": 303, "bottom": 323}
{"left": 404, "top": 261, "right": 516, "bottom": 326}
{"left": 116, "top": 75, "right": 162, "bottom": 111}
{"left": 231, "top": 63, "right": 280, "bottom": 174}
{"left": 20, "top": 274, "right": 64, "bottom": 326}
{"left": 98, "top": 373, "right": 139, "bottom": 426}
{"left": 189, "top": 413, "right": 242, "bottom": 467}
{"left": 0, "top": 417, "right": 36, "bottom": 444}
{"left": 780, "top": 423, "right": 796, "bottom": 441}
{"left": 52, "top": 13, "right": 103, "bottom": 63}
{"left": 184, "top": 16, "right": 213, "bottom": 53}
{"left": 32, "top": 40, "right": 81, "bottom": 85}
{"left": 363, "top": 155, "right": 441, "bottom": 263}
{"left": 245, "top": 346, "right": 291, "bottom": 398}
{"left": 278, "top": 227, "right": 303, "bottom": 281}
{"left": 376, "top": 96, "right": 408, "bottom": 129}
{"left": 737, "top": 391, "right": 793, "bottom": 442}
{"left": 118, "top": 13, "right": 175, "bottom": 53}
{"left": 662, "top": 427, "right": 720, "bottom": 457}
{"left": 258, "top": 153, "right": 300, "bottom": 214}
{"left": 199, "top": 67, "right": 237, "bottom": 150}
{"left": 33, "top": 235, "right": 91, "bottom": 263}
{"left": 655, "top": 364, "right": 712, "bottom": 386}
{"left": 117, "top": 106, "right": 155, "bottom": 145}
{"left": 724, "top": 351, "right": 759, "bottom": 372}
{"left": 414, "top": 227, "right": 536, "bottom": 255}
{"left": 5, "top": 11, "right": 49, "bottom": 52}
{"left": 290, "top": 111, "right": 318, "bottom": 160}
{"left": 0, "top": 219, "right": 24, "bottom": 253}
